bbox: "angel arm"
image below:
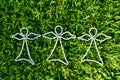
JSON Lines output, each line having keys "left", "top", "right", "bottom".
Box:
{"left": 42, "top": 31, "right": 56, "bottom": 39}
{"left": 12, "top": 33, "right": 23, "bottom": 40}
{"left": 61, "top": 31, "right": 76, "bottom": 40}
{"left": 78, "top": 34, "right": 91, "bottom": 41}
{"left": 27, "top": 32, "right": 41, "bottom": 40}
{"left": 96, "top": 33, "right": 112, "bottom": 43}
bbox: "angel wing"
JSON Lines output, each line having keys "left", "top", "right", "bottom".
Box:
{"left": 12, "top": 33, "right": 24, "bottom": 40}
{"left": 42, "top": 31, "right": 56, "bottom": 39}
{"left": 78, "top": 34, "right": 91, "bottom": 41}
{"left": 61, "top": 31, "right": 76, "bottom": 40}
{"left": 96, "top": 33, "right": 111, "bottom": 43}
{"left": 27, "top": 32, "right": 41, "bottom": 40}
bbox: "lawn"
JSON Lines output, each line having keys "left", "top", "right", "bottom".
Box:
{"left": 0, "top": 0, "right": 120, "bottom": 79}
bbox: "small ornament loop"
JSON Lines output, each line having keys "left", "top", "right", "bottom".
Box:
{"left": 89, "top": 27, "right": 98, "bottom": 37}
{"left": 20, "top": 28, "right": 29, "bottom": 36}
{"left": 55, "top": 25, "right": 63, "bottom": 35}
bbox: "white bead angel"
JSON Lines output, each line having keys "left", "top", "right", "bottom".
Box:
{"left": 12, "top": 28, "right": 41, "bottom": 65}
{"left": 78, "top": 27, "right": 111, "bottom": 66}
{"left": 43, "top": 25, "right": 76, "bottom": 65}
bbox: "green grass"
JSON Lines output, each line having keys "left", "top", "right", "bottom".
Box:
{"left": 0, "top": 0, "right": 120, "bottom": 79}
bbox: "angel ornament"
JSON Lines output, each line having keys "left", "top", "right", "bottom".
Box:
{"left": 12, "top": 28, "right": 41, "bottom": 65}
{"left": 43, "top": 25, "right": 76, "bottom": 65}
{"left": 78, "top": 27, "right": 111, "bottom": 66}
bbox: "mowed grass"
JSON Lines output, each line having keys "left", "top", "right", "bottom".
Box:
{"left": 0, "top": 0, "right": 120, "bottom": 79}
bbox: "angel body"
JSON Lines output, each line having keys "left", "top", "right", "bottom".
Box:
{"left": 43, "top": 25, "right": 76, "bottom": 65}
{"left": 78, "top": 27, "right": 111, "bottom": 66}
{"left": 12, "top": 28, "right": 41, "bottom": 65}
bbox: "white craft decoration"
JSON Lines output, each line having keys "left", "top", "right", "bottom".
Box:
{"left": 43, "top": 25, "right": 76, "bottom": 65}
{"left": 12, "top": 28, "right": 41, "bottom": 65}
{"left": 78, "top": 27, "right": 111, "bottom": 66}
